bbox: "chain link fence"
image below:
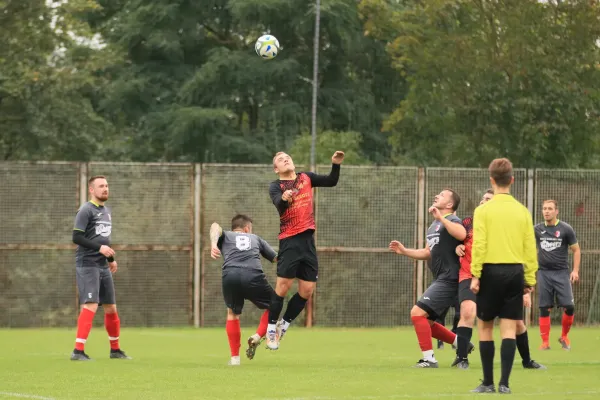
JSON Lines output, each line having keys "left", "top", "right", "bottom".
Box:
{"left": 0, "top": 162, "right": 598, "bottom": 327}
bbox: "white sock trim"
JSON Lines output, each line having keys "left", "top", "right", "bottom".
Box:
{"left": 109, "top": 336, "right": 119, "bottom": 341}
{"left": 75, "top": 338, "right": 87, "bottom": 344}
{"left": 422, "top": 350, "right": 436, "bottom": 362}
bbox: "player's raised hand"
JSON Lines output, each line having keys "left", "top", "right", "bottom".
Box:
{"left": 470, "top": 277, "right": 480, "bottom": 294}
{"left": 331, "top": 151, "right": 345, "bottom": 164}
{"left": 109, "top": 261, "right": 118, "bottom": 274}
{"left": 282, "top": 190, "right": 293, "bottom": 202}
{"left": 389, "top": 240, "right": 406, "bottom": 255}
{"left": 455, "top": 244, "right": 466, "bottom": 257}
{"left": 99, "top": 245, "right": 115, "bottom": 258}
{"left": 570, "top": 270, "right": 580, "bottom": 283}
{"left": 210, "top": 246, "right": 221, "bottom": 260}
{"left": 428, "top": 206, "right": 443, "bottom": 221}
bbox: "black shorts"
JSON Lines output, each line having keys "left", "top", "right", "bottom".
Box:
{"left": 476, "top": 264, "right": 524, "bottom": 321}
{"left": 416, "top": 280, "right": 458, "bottom": 320}
{"left": 459, "top": 279, "right": 477, "bottom": 304}
{"left": 277, "top": 229, "right": 318, "bottom": 282}
{"left": 76, "top": 267, "right": 116, "bottom": 305}
{"left": 222, "top": 267, "right": 274, "bottom": 315}
{"left": 537, "top": 269, "right": 574, "bottom": 309}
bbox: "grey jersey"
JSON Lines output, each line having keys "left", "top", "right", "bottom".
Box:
{"left": 74, "top": 201, "right": 112, "bottom": 268}
{"left": 426, "top": 214, "right": 462, "bottom": 282}
{"left": 534, "top": 221, "right": 577, "bottom": 270}
{"left": 217, "top": 231, "right": 277, "bottom": 271}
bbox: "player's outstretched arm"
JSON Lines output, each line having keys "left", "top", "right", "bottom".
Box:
{"left": 269, "top": 182, "right": 290, "bottom": 215}
{"left": 209, "top": 222, "right": 223, "bottom": 259}
{"left": 389, "top": 240, "right": 431, "bottom": 260}
{"left": 306, "top": 151, "right": 344, "bottom": 188}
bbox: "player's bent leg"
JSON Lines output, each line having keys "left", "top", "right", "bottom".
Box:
{"left": 409, "top": 305, "right": 438, "bottom": 368}
{"left": 266, "top": 277, "right": 293, "bottom": 350}
{"left": 276, "top": 279, "right": 314, "bottom": 341}
{"left": 516, "top": 321, "right": 547, "bottom": 370}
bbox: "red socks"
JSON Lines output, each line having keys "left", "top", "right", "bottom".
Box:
{"left": 539, "top": 316, "right": 551, "bottom": 343}
{"left": 226, "top": 319, "right": 241, "bottom": 357}
{"left": 561, "top": 313, "right": 574, "bottom": 338}
{"left": 430, "top": 322, "right": 457, "bottom": 345}
{"left": 257, "top": 310, "right": 269, "bottom": 338}
{"left": 105, "top": 312, "right": 121, "bottom": 350}
{"left": 75, "top": 308, "right": 95, "bottom": 351}
{"left": 411, "top": 316, "right": 433, "bottom": 351}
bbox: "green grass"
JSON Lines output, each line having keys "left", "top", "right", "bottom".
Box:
{"left": 1, "top": 326, "right": 599, "bottom": 400}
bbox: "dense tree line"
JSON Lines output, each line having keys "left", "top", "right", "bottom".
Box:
{"left": 2, "top": 0, "right": 599, "bottom": 167}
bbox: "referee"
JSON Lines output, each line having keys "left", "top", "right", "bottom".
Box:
{"left": 469, "top": 158, "right": 538, "bottom": 395}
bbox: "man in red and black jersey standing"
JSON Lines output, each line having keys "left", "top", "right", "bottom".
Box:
{"left": 266, "top": 150, "right": 345, "bottom": 350}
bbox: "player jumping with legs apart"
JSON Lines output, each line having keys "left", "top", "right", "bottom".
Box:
{"left": 390, "top": 189, "right": 473, "bottom": 368}
{"left": 71, "top": 176, "right": 131, "bottom": 361}
{"left": 266, "top": 150, "right": 345, "bottom": 350}
{"left": 210, "top": 215, "right": 277, "bottom": 365}
{"left": 455, "top": 189, "right": 545, "bottom": 370}
{"left": 534, "top": 200, "right": 581, "bottom": 351}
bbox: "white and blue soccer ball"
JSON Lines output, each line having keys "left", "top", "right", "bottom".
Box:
{"left": 255, "top": 35, "right": 280, "bottom": 59}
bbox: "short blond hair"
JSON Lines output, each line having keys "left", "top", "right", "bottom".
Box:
{"left": 543, "top": 199, "right": 558, "bottom": 209}
{"left": 273, "top": 151, "right": 286, "bottom": 166}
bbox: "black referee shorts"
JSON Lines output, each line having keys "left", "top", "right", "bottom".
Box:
{"left": 476, "top": 263, "right": 524, "bottom": 322}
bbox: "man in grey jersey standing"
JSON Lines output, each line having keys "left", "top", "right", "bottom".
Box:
{"left": 210, "top": 214, "right": 277, "bottom": 365}
{"left": 71, "top": 175, "right": 131, "bottom": 361}
{"left": 535, "top": 200, "right": 581, "bottom": 351}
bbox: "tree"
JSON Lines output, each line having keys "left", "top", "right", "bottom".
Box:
{"left": 359, "top": 0, "right": 600, "bottom": 168}
{"left": 83, "top": 0, "right": 404, "bottom": 163}
{"left": 288, "top": 130, "right": 371, "bottom": 165}
{"left": 0, "top": 0, "right": 116, "bottom": 161}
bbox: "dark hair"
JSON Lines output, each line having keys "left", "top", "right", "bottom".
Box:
{"left": 88, "top": 175, "right": 106, "bottom": 186}
{"left": 543, "top": 199, "right": 558, "bottom": 209}
{"left": 443, "top": 188, "right": 461, "bottom": 211}
{"left": 485, "top": 188, "right": 494, "bottom": 195}
{"left": 231, "top": 214, "right": 253, "bottom": 230}
{"left": 488, "top": 158, "right": 513, "bottom": 187}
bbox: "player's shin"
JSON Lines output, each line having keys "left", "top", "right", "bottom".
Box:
{"left": 561, "top": 306, "right": 574, "bottom": 338}
{"left": 256, "top": 310, "right": 269, "bottom": 338}
{"left": 104, "top": 312, "right": 121, "bottom": 350}
{"left": 226, "top": 319, "right": 241, "bottom": 357}
{"left": 280, "top": 292, "right": 307, "bottom": 335}
{"left": 430, "top": 321, "right": 457, "bottom": 346}
{"left": 75, "top": 308, "right": 95, "bottom": 351}
{"left": 411, "top": 316, "right": 435, "bottom": 361}
{"left": 539, "top": 308, "right": 551, "bottom": 345}
{"left": 456, "top": 326, "right": 473, "bottom": 359}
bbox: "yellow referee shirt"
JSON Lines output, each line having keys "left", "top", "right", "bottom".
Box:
{"left": 471, "top": 193, "right": 538, "bottom": 286}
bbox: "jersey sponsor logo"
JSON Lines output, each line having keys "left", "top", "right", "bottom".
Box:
{"left": 427, "top": 236, "right": 440, "bottom": 250}
{"left": 95, "top": 224, "right": 112, "bottom": 237}
{"left": 540, "top": 238, "right": 561, "bottom": 252}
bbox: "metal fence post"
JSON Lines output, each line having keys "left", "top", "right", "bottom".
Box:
{"left": 416, "top": 168, "right": 425, "bottom": 300}
{"left": 193, "top": 164, "right": 201, "bottom": 328}
{"left": 525, "top": 168, "right": 535, "bottom": 326}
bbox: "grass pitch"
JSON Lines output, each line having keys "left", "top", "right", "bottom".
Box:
{"left": 0, "top": 326, "right": 599, "bottom": 400}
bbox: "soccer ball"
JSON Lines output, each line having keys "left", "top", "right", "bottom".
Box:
{"left": 255, "top": 35, "right": 280, "bottom": 59}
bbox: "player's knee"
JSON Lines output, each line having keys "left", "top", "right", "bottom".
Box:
{"left": 275, "top": 278, "right": 293, "bottom": 296}
{"left": 410, "top": 305, "right": 427, "bottom": 318}
{"left": 564, "top": 305, "right": 575, "bottom": 316}
{"left": 226, "top": 309, "right": 240, "bottom": 320}
{"left": 460, "top": 302, "right": 476, "bottom": 323}
{"left": 297, "top": 282, "right": 315, "bottom": 299}
{"left": 103, "top": 304, "right": 117, "bottom": 314}
{"left": 516, "top": 320, "right": 527, "bottom": 335}
{"left": 83, "top": 303, "right": 98, "bottom": 313}
{"left": 539, "top": 307, "right": 551, "bottom": 317}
